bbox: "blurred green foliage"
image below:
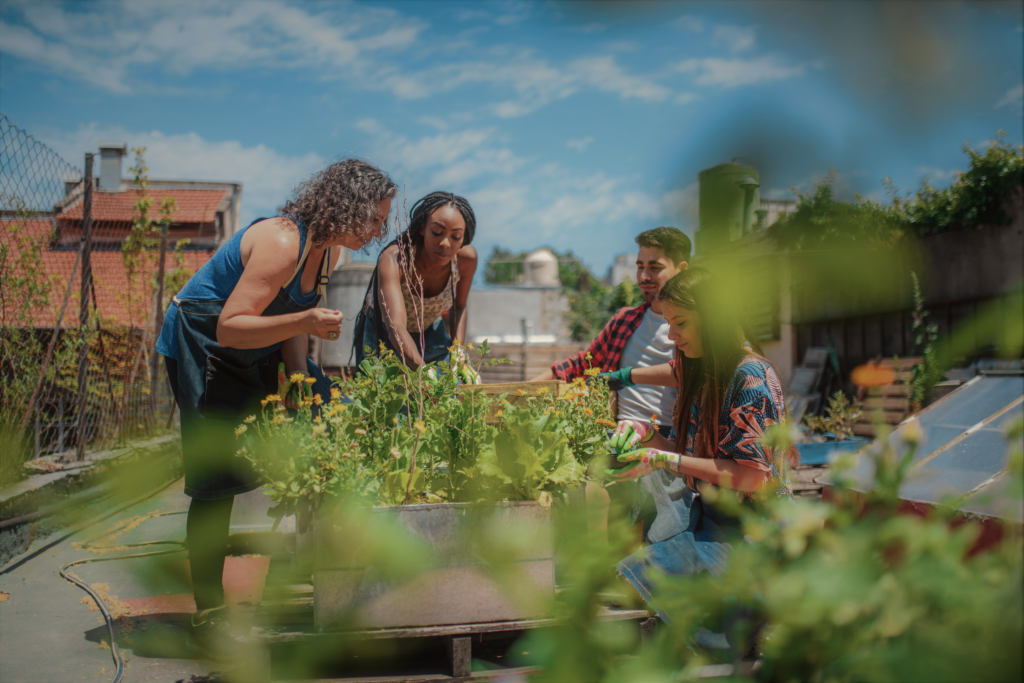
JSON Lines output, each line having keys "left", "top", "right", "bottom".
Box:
{"left": 519, "top": 420, "right": 1023, "bottom": 683}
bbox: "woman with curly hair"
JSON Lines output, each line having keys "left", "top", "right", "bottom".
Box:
{"left": 605, "top": 267, "right": 792, "bottom": 650}
{"left": 155, "top": 158, "right": 396, "bottom": 661}
{"left": 354, "top": 191, "right": 478, "bottom": 371}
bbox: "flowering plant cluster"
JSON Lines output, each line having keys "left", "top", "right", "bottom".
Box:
{"left": 237, "top": 340, "right": 613, "bottom": 521}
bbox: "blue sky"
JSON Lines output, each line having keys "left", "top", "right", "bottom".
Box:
{"left": 2, "top": 0, "right": 1021, "bottom": 279}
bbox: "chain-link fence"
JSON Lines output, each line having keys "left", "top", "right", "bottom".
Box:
{"left": 1, "top": 114, "right": 175, "bottom": 476}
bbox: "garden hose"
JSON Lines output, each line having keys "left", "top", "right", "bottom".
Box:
{"left": 52, "top": 475, "right": 187, "bottom": 683}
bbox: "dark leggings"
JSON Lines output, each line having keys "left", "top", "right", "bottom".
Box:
{"left": 166, "top": 357, "right": 235, "bottom": 612}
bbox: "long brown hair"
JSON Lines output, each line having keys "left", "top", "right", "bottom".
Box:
{"left": 658, "top": 268, "right": 763, "bottom": 458}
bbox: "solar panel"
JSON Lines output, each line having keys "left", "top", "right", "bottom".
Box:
{"left": 824, "top": 375, "right": 1024, "bottom": 522}
{"left": 900, "top": 403, "right": 1023, "bottom": 504}
{"left": 960, "top": 473, "right": 1024, "bottom": 524}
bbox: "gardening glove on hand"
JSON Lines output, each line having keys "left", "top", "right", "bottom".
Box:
{"left": 599, "top": 366, "right": 635, "bottom": 392}
{"left": 451, "top": 345, "right": 482, "bottom": 385}
{"left": 607, "top": 419, "right": 655, "bottom": 453}
{"left": 605, "top": 448, "right": 680, "bottom": 483}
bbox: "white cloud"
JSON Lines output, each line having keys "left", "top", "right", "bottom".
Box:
{"left": 674, "top": 92, "right": 699, "bottom": 105}
{"left": 1, "top": 1, "right": 424, "bottom": 94}
{"left": 567, "top": 137, "right": 594, "bottom": 152}
{"left": 673, "top": 15, "right": 704, "bottom": 33}
{"left": 995, "top": 83, "right": 1024, "bottom": 111}
{"left": 916, "top": 166, "right": 961, "bottom": 183}
{"left": 38, "top": 123, "right": 324, "bottom": 227}
{"left": 570, "top": 56, "right": 671, "bottom": 102}
{"left": 713, "top": 25, "right": 756, "bottom": 54}
{"left": 677, "top": 55, "right": 807, "bottom": 88}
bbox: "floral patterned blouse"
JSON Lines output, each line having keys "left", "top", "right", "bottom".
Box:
{"left": 682, "top": 354, "right": 792, "bottom": 497}
{"left": 400, "top": 258, "right": 460, "bottom": 333}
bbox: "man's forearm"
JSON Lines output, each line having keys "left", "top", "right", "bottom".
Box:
{"left": 630, "top": 363, "right": 676, "bottom": 387}
{"left": 530, "top": 368, "right": 556, "bottom": 381}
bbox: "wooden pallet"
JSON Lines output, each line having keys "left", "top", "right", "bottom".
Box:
{"left": 851, "top": 357, "right": 921, "bottom": 437}
{"left": 250, "top": 554, "right": 655, "bottom": 682}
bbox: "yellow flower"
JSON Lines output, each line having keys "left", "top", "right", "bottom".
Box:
{"left": 536, "top": 387, "right": 549, "bottom": 395}
{"left": 313, "top": 415, "right": 321, "bottom": 423}
{"left": 584, "top": 367, "right": 600, "bottom": 377}
{"left": 303, "top": 377, "right": 316, "bottom": 385}
{"left": 312, "top": 393, "right": 323, "bottom": 405}
{"left": 467, "top": 342, "right": 475, "bottom": 350}
{"left": 273, "top": 414, "right": 285, "bottom": 425}
{"left": 290, "top": 373, "right": 306, "bottom": 383}
{"left": 571, "top": 377, "right": 586, "bottom": 388}
{"left": 414, "top": 420, "right": 427, "bottom": 434}
{"left": 517, "top": 389, "right": 525, "bottom": 396}
{"left": 264, "top": 393, "right": 282, "bottom": 403}
{"left": 585, "top": 352, "right": 593, "bottom": 361}
{"left": 244, "top": 415, "right": 256, "bottom": 423}
{"left": 651, "top": 414, "right": 658, "bottom": 423}
{"left": 234, "top": 424, "right": 247, "bottom": 437}
{"left": 584, "top": 408, "right": 593, "bottom": 416}
{"left": 495, "top": 409, "right": 504, "bottom": 418}
{"left": 596, "top": 419, "right": 616, "bottom": 428}
{"left": 393, "top": 416, "right": 399, "bottom": 424}
{"left": 330, "top": 387, "right": 342, "bottom": 400}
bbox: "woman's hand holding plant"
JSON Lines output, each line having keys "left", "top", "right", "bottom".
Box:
{"left": 607, "top": 419, "right": 654, "bottom": 454}
{"left": 605, "top": 448, "right": 680, "bottom": 483}
{"left": 305, "top": 307, "right": 344, "bottom": 340}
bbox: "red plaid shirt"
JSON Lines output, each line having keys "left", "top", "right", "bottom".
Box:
{"left": 551, "top": 303, "right": 652, "bottom": 381}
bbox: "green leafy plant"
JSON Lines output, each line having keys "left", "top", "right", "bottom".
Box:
{"left": 908, "top": 271, "right": 943, "bottom": 412}
{"left": 239, "top": 340, "right": 607, "bottom": 520}
{"left": 803, "top": 390, "right": 862, "bottom": 440}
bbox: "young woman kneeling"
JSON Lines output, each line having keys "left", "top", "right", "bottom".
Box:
{"left": 605, "top": 267, "right": 792, "bottom": 634}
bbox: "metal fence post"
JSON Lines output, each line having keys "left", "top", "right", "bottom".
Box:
{"left": 76, "top": 153, "right": 94, "bottom": 461}
{"left": 150, "top": 218, "right": 168, "bottom": 420}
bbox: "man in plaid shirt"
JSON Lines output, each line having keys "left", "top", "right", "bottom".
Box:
{"left": 531, "top": 227, "right": 690, "bottom": 428}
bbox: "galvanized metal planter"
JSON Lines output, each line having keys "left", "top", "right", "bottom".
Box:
{"left": 313, "top": 501, "right": 554, "bottom": 631}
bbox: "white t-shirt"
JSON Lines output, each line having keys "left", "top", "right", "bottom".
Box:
{"left": 617, "top": 308, "right": 677, "bottom": 427}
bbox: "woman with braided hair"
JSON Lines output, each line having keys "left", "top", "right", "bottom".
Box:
{"left": 354, "top": 191, "right": 478, "bottom": 371}
{"left": 604, "top": 267, "right": 793, "bottom": 649}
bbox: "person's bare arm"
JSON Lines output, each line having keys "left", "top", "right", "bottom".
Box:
{"left": 646, "top": 431, "right": 676, "bottom": 452}
{"left": 376, "top": 247, "right": 427, "bottom": 369}
{"left": 673, "top": 456, "right": 768, "bottom": 493}
{"left": 217, "top": 218, "right": 342, "bottom": 349}
{"left": 631, "top": 363, "right": 676, "bottom": 387}
{"left": 449, "top": 246, "right": 477, "bottom": 343}
{"left": 530, "top": 368, "right": 556, "bottom": 381}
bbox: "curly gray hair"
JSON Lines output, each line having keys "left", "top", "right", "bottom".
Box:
{"left": 283, "top": 159, "right": 398, "bottom": 248}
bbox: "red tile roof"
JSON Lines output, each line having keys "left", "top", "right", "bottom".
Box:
{"left": 2, "top": 219, "right": 214, "bottom": 329}
{"left": 60, "top": 189, "right": 227, "bottom": 224}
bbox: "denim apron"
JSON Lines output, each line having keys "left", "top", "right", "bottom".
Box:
{"left": 173, "top": 234, "right": 334, "bottom": 500}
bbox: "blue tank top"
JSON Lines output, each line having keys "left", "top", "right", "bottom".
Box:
{"left": 156, "top": 216, "right": 322, "bottom": 360}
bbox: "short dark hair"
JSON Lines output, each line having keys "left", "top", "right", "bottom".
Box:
{"left": 408, "top": 191, "right": 476, "bottom": 248}
{"left": 635, "top": 227, "right": 691, "bottom": 266}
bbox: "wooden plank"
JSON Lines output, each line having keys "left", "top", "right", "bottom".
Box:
{"left": 446, "top": 636, "right": 472, "bottom": 678}
{"left": 271, "top": 665, "right": 542, "bottom": 683}
{"left": 862, "top": 397, "right": 910, "bottom": 411}
{"left": 868, "top": 385, "right": 911, "bottom": 397}
{"left": 252, "top": 606, "right": 651, "bottom": 644}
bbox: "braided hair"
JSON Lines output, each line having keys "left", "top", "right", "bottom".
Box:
{"left": 405, "top": 191, "right": 476, "bottom": 249}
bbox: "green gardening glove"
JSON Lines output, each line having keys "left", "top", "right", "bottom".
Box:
{"left": 605, "top": 448, "right": 680, "bottom": 484}
{"left": 607, "top": 419, "right": 655, "bottom": 453}
{"left": 599, "top": 366, "right": 635, "bottom": 391}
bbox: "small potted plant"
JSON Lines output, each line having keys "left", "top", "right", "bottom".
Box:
{"left": 797, "top": 391, "right": 870, "bottom": 466}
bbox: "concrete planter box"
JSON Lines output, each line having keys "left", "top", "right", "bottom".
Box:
{"left": 796, "top": 437, "right": 870, "bottom": 466}
{"left": 313, "top": 501, "right": 554, "bottom": 631}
